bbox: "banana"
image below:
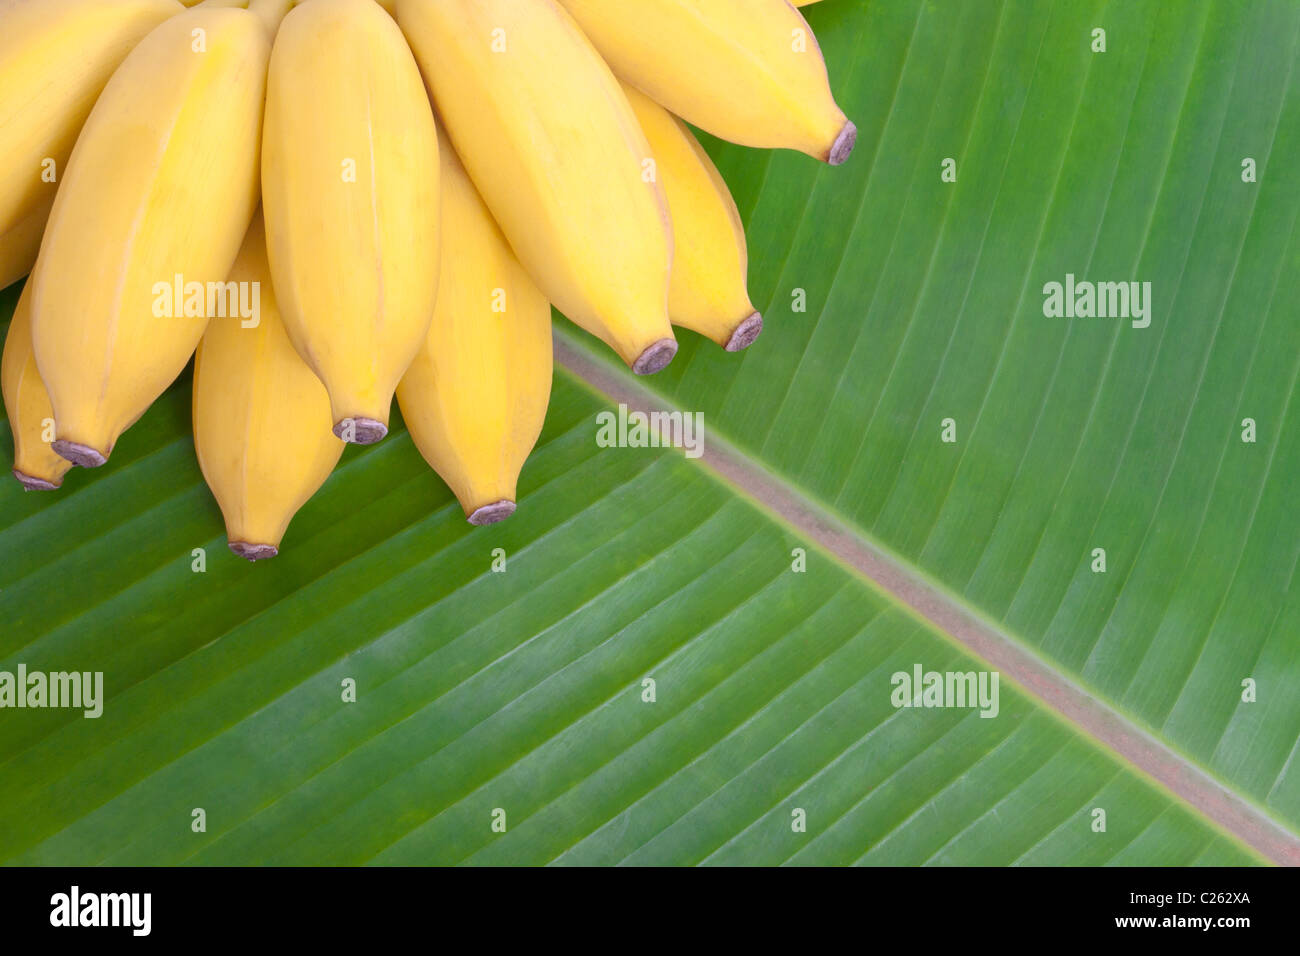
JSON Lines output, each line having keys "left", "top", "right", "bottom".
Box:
{"left": 397, "top": 0, "right": 677, "bottom": 375}
{"left": 30, "top": 4, "right": 270, "bottom": 468}
{"left": 0, "top": 193, "right": 52, "bottom": 293}
{"left": 193, "top": 216, "right": 343, "bottom": 561}
{"left": 397, "top": 128, "right": 553, "bottom": 526}
{"left": 262, "top": 0, "right": 440, "bottom": 445}
{"left": 2, "top": 284, "right": 71, "bottom": 491}
{"left": 623, "top": 83, "right": 760, "bottom": 352}
{"left": 0, "top": 0, "right": 183, "bottom": 278}
{"left": 554, "top": 0, "right": 855, "bottom": 164}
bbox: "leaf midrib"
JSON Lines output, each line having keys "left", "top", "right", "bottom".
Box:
{"left": 553, "top": 325, "right": 1300, "bottom": 866}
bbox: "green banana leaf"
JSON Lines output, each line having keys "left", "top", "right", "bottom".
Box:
{"left": 0, "top": 0, "right": 1295, "bottom": 865}
{"left": 649, "top": 0, "right": 1300, "bottom": 841}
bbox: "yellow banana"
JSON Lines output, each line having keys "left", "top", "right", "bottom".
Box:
{"left": 248, "top": 0, "right": 294, "bottom": 31}
{"left": 623, "top": 83, "right": 760, "bottom": 351}
{"left": 282, "top": 0, "right": 397, "bottom": 9}
{"left": 262, "top": 0, "right": 440, "bottom": 445}
{"left": 0, "top": 194, "right": 52, "bottom": 293}
{"left": 794, "top": 0, "right": 823, "bottom": 6}
{"left": 276, "top": 0, "right": 398, "bottom": 7}
{"left": 193, "top": 216, "right": 343, "bottom": 561}
{"left": 2, "top": 284, "right": 71, "bottom": 491}
{"left": 0, "top": 0, "right": 183, "bottom": 280}
{"left": 554, "top": 0, "right": 854, "bottom": 164}
{"left": 397, "top": 0, "right": 677, "bottom": 375}
{"left": 397, "top": 129, "right": 553, "bottom": 526}
{"left": 30, "top": 4, "right": 269, "bottom": 468}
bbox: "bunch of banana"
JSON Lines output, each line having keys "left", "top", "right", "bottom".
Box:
{"left": 0, "top": 0, "right": 853, "bottom": 561}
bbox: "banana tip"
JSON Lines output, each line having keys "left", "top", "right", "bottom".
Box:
{"left": 725, "top": 312, "right": 763, "bottom": 351}
{"left": 829, "top": 121, "right": 857, "bottom": 166}
{"left": 468, "top": 500, "right": 517, "bottom": 526}
{"left": 51, "top": 440, "right": 107, "bottom": 468}
{"left": 632, "top": 338, "right": 678, "bottom": 375}
{"left": 334, "top": 417, "right": 388, "bottom": 445}
{"left": 229, "top": 542, "right": 279, "bottom": 562}
{"left": 13, "top": 469, "right": 61, "bottom": 491}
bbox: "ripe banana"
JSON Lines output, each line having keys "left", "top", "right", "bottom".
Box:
{"left": 554, "top": 0, "right": 855, "bottom": 164}
{"left": 0, "top": 0, "right": 183, "bottom": 282}
{"left": 262, "top": 0, "right": 440, "bottom": 445}
{"left": 2, "top": 284, "right": 71, "bottom": 491}
{"left": 397, "top": 0, "right": 677, "bottom": 375}
{"left": 397, "top": 129, "right": 553, "bottom": 526}
{"left": 193, "top": 216, "right": 343, "bottom": 561}
{"left": 30, "top": 4, "right": 269, "bottom": 468}
{"left": 623, "top": 83, "right": 760, "bottom": 352}
{"left": 0, "top": 194, "right": 52, "bottom": 293}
